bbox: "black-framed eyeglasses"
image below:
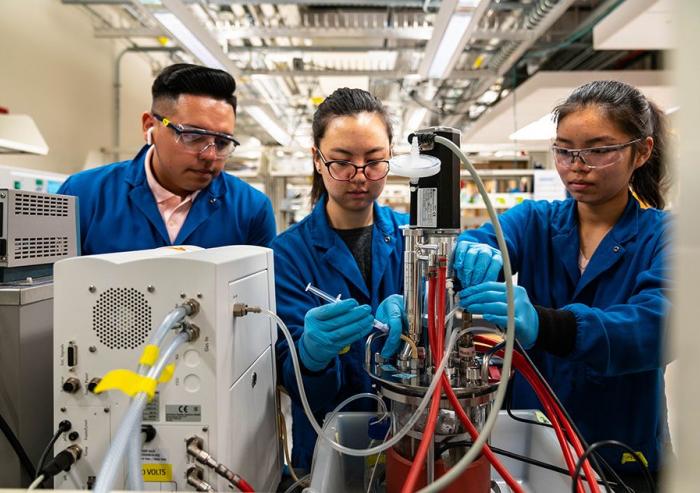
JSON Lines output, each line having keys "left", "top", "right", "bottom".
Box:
{"left": 152, "top": 113, "right": 240, "bottom": 158}
{"left": 551, "top": 139, "right": 641, "bottom": 170}
{"left": 316, "top": 149, "right": 390, "bottom": 181}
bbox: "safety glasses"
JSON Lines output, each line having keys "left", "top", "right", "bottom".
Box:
{"left": 152, "top": 113, "right": 240, "bottom": 158}
{"left": 551, "top": 139, "right": 640, "bottom": 170}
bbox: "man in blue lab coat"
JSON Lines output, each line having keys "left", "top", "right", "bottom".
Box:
{"left": 59, "top": 63, "right": 275, "bottom": 255}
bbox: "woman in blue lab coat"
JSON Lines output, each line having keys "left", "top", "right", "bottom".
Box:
{"left": 272, "top": 88, "right": 408, "bottom": 473}
{"left": 453, "top": 80, "right": 671, "bottom": 489}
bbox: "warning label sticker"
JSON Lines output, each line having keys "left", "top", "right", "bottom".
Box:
{"left": 418, "top": 188, "right": 438, "bottom": 228}
{"left": 165, "top": 404, "right": 202, "bottom": 422}
{"left": 142, "top": 463, "right": 172, "bottom": 482}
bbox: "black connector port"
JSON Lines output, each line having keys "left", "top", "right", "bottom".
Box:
{"left": 62, "top": 377, "right": 81, "bottom": 393}
{"left": 40, "top": 444, "right": 82, "bottom": 478}
{"left": 87, "top": 377, "right": 101, "bottom": 393}
{"left": 141, "top": 424, "right": 157, "bottom": 443}
{"left": 406, "top": 131, "right": 436, "bottom": 147}
{"left": 67, "top": 343, "right": 78, "bottom": 367}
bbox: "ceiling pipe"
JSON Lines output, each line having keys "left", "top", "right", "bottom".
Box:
{"left": 113, "top": 47, "right": 181, "bottom": 161}
{"left": 443, "top": 0, "right": 578, "bottom": 128}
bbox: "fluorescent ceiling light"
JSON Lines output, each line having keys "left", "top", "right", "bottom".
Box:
{"left": 665, "top": 105, "right": 679, "bottom": 115}
{"left": 406, "top": 108, "right": 428, "bottom": 134}
{"left": 251, "top": 75, "right": 285, "bottom": 117}
{"left": 428, "top": 12, "right": 473, "bottom": 79}
{"left": 509, "top": 113, "right": 556, "bottom": 141}
{"left": 154, "top": 12, "right": 226, "bottom": 70}
{"left": 155, "top": 0, "right": 296, "bottom": 147}
{"left": 469, "top": 104, "right": 486, "bottom": 119}
{"left": 245, "top": 106, "right": 291, "bottom": 146}
{"left": 478, "top": 89, "right": 500, "bottom": 105}
{"left": 494, "top": 150, "right": 520, "bottom": 158}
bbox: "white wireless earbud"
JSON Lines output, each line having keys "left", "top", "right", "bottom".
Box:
{"left": 147, "top": 128, "right": 154, "bottom": 145}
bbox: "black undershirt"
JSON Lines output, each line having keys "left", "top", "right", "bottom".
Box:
{"left": 334, "top": 225, "right": 373, "bottom": 287}
{"left": 534, "top": 305, "right": 577, "bottom": 356}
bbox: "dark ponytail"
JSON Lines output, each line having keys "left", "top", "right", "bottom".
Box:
{"left": 553, "top": 80, "right": 669, "bottom": 209}
{"left": 310, "top": 88, "right": 393, "bottom": 206}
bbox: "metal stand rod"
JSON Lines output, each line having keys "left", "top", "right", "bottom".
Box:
{"left": 427, "top": 435, "right": 435, "bottom": 484}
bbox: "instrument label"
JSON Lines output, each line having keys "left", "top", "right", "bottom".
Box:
{"left": 142, "top": 463, "right": 172, "bottom": 482}
{"left": 142, "top": 391, "right": 159, "bottom": 422}
{"left": 418, "top": 188, "right": 438, "bottom": 227}
{"left": 165, "top": 404, "right": 202, "bottom": 422}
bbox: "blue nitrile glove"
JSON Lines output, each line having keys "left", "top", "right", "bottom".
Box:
{"left": 299, "top": 298, "right": 375, "bottom": 371}
{"left": 458, "top": 281, "right": 539, "bottom": 349}
{"left": 376, "top": 294, "right": 406, "bottom": 358}
{"left": 452, "top": 241, "right": 503, "bottom": 288}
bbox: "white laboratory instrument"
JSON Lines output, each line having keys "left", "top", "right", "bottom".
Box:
{"left": 52, "top": 245, "right": 281, "bottom": 491}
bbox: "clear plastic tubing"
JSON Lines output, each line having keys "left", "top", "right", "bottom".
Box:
{"left": 305, "top": 282, "right": 389, "bottom": 333}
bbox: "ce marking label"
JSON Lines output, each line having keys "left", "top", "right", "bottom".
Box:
{"left": 165, "top": 404, "right": 202, "bottom": 422}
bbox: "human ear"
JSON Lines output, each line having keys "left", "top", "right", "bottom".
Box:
{"left": 312, "top": 147, "right": 322, "bottom": 173}
{"left": 634, "top": 136, "right": 654, "bottom": 168}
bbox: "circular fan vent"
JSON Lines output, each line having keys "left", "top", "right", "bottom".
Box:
{"left": 92, "top": 288, "right": 152, "bottom": 349}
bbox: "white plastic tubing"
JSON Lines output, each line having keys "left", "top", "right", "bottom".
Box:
{"left": 95, "top": 329, "right": 190, "bottom": 493}
{"left": 269, "top": 310, "right": 467, "bottom": 457}
{"left": 126, "top": 305, "right": 190, "bottom": 490}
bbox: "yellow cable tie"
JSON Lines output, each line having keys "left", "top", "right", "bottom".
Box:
{"left": 621, "top": 451, "right": 648, "bottom": 467}
{"left": 94, "top": 369, "right": 159, "bottom": 401}
{"left": 158, "top": 364, "right": 175, "bottom": 383}
{"left": 139, "top": 345, "right": 160, "bottom": 367}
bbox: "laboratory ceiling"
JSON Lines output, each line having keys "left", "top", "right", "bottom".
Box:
{"left": 61, "top": 0, "right": 664, "bottom": 148}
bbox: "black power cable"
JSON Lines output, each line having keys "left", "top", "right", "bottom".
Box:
{"left": 37, "top": 444, "right": 83, "bottom": 483}
{"left": 571, "top": 441, "right": 655, "bottom": 493}
{"left": 439, "top": 440, "right": 569, "bottom": 475}
{"left": 0, "top": 410, "right": 36, "bottom": 479}
{"left": 35, "top": 420, "right": 72, "bottom": 480}
{"left": 438, "top": 439, "right": 623, "bottom": 489}
{"left": 505, "top": 377, "right": 553, "bottom": 429}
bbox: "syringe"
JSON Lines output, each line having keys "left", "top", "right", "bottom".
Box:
{"left": 305, "top": 282, "right": 389, "bottom": 333}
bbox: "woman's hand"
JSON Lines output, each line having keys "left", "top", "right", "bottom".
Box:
{"left": 299, "top": 299, "right": 374, "bottom": 371}
{"left": 452, "top": 241, "right": 503, "bottom": 288}
{"left": 376, "top": 294, "right": 406, "bottom": 358}
{"left": 458, "top": 282, "right": 539, "bottom": 349}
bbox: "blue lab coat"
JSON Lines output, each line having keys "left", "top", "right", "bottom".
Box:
{"left": 458, "top": 195, "right": 671, "bottom": 473}
{"left": 272, "top": 195, "right": 409, "bottom": 472}
{"left": 57, "top": 145, "right": 276, "bottom": 254}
